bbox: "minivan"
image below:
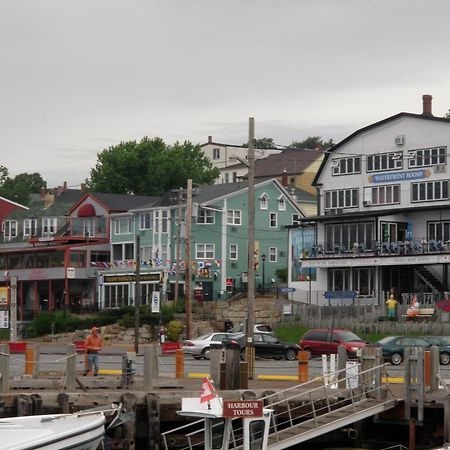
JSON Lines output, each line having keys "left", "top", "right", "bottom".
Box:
{"left": 299, "top": 328, "right": 366, "bottom": 358}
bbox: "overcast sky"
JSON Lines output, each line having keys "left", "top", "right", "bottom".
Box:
{"left": 2, "top": 0, "right": 450, "bottom": 188}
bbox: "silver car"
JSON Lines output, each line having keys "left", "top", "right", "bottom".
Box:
{"left": 183, "top": 332, "right": 235, "bottom": 359}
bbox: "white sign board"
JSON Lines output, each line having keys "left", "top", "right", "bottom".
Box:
{"left": 151, "top": 291, "right": 160, "bottom": 313}
{"left": 66, "top": 267, "right": 76, "bottom": 279}
{"left": 0, "top": 310, "right": 9, "bottom": 329}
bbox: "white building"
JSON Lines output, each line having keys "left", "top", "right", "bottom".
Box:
{"left": 289, "top": 95, "right": 450, "bottom": 306}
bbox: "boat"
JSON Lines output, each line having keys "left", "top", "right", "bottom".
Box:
{"left": 1, "top": 404, "right": 122, "bottom": 450}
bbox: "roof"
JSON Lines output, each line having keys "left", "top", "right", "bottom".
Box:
{"left": 287, "top": 187, "right": 317, "bottom": 203}
{"left": 312, "top": 112, "right": 450, "bottom": 186}
{"left": 254, "top": 148, "right": 323, "bottom": 178}
{"left": 0, "top": 196, "right": 29, "bottom": 210}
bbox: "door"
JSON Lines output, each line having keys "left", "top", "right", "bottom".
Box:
{"left": 202, "top": 282, "right": 214, "bottom": 301}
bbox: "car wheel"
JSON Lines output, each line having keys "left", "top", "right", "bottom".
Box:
{"left": 440, "top": 352, "right": 450, "bottom": 365}
{"left": 201, "top": 347, "right": 210, "bottom": 360}
{"left": 285, "top": 349, "right": 297, "bottom": 361}
{"left": 390, "top": 352, "right": 402, "bottom": 365}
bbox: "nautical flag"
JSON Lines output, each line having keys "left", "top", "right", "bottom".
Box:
{"left": 215, "top": 259, "right": 221, "bottom": 268}
{"left": 200, "top": 377, "right": 216, "bottom": 404}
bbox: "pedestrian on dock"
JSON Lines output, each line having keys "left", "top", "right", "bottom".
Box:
{"left": 83, "top": 326, "right": 102, "bottom": 376}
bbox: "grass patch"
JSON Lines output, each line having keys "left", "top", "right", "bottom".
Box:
{"left": 273, "top": 324, "right": 309, "bottom": 343}
{"left": 0, "top": 329, "right": 10, "bottom": 340}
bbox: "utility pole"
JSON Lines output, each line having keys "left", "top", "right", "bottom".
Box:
{"left": 246, "top": 117, "right": 256, "bottom": 379}
{"left": 9, "top": 276, "right": 18, "bottom": 342}
{"left": 134, "top": 234, "right": 141, "bottom": 354}
{"left": 185, "top": 179, "right": 193, "bottom": 340}
{"left": 174, "top": 188, "right": 183, "bottom": 309}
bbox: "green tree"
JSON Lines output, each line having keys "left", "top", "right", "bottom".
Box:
{"left": 88, "top": 137, "right": 219, "bottom": 195}
{"left": 289, "top": 136, "right": 334, "bottom": 150}
{"left": 0, "top": 166, "right": 8, "bottom": 185}
{"left": 0, "top": 172, "right": 46, "bottom": 205}
{"left": 242, "top": 137, "right": 276, "bottom": 149}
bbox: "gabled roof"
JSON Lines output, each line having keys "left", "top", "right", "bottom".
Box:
{"left": 313, "top": 112, "right": 450, "bottom": 186}
{"left": 0, "top": 196, "right": 29, "bottom": 210}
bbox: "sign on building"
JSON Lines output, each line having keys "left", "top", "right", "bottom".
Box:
{"left": 0, "top": 310, "right": 9, "bottom": 329}
{"left": 66, "top": 267, "right": 76, "bottom": 279}
{"left": 0, "top": 287, "right": 8, "bottom": 306}
{"left": 151, "top": 290, "right": 160, "bottom": 313}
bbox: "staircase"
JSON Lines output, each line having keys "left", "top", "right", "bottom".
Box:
{"left": 415, "top": 266, "right": 445, "bottom": 292}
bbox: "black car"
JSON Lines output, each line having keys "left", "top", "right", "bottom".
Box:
{"left": 377, "top": 335, "right": 450, "bottom": 365}
{"left": 232, "top": 332, "right": 300, "bottom": 361}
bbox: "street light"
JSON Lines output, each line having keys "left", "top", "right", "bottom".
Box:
{"left": 261, "top": 254, "right": 266, "bottom": 296}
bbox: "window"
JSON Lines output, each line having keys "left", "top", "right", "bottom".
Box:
{"left": 324, "top": 189, "right": 358, "bottom": 209}
{"left": 224, "top": 173, "right": 229, "bottom": 183}
{"left": 232, "top": 172, "right": 238, "bottom": 182}
{"left": 428, "top": 221, "right": 450, "bottom": 242}
{"left": 332, "top": 157, "right": 361, "bottom": 175}
{"left": 292, "top": 214, "right": 301, "bottom": 225}
{"left": 328, "top": 267, "right": 374, "bottom": 295}
{"left": 365, "top": 184, "right": 400, "bottom": 205}
{"left": 42, "top": 217, "right": 57, "bottom": 236}
{"left": 229, "top": 244, "right": 238, "bottom": 260}
{"left": 114, "top": 217, "right": 131, "bottom": 235}
{"left": 112, "top": 243, "right": 134, "bottom": 260}
{"left": 269, "top": 213, "right": 277, "bottom": 228}
{"left": 154, "top": 211, "right": 159, "bottom": 232}
{"left": 3, "top": 220, "right": 18, "bottom": 240}
{"left": 213, "top": 147, "right": 220, "bottom": 160}
{"left": 367, "top": 152, "right": 403, "bottom": 172}
{"left": 412, "top": 180, "right": 448, "bottom": 202}
{"left": 269, "top": 247, "right": 277, "bottom": 262}
{"left": 278, "top": 196, "right": 286, "bottom": 211}
{"left": 161, "top": 210, "right": 168, "bottom": 233}
{"left": 83, "top": 218, "right": 95, "bottom": 237}
{"left": 161, "top": 244, "right": 168, "bottom": 264}
{"left": 227, "top": 210, "right": 241, "bottom": 225}
{"left": 197, "top": 209, "right": 215, "bottom": 224}
{"left": 260, "top": 194, "right": 268, "bottom": 210}
{"left": 325, "top": 222, "right": 373, "bottom": 252}
{"left": 139, "top": 212, "right": 153, "bottom": 230}
{"left": 196, "top": 243, "right": 215, "bottom": 259}
{"left": 409, "top": 147, "right": 446, "bottom": 168}
{"left": 23, "top": 219, "right": 37, "bottom": 238}
{"left": 141, "top": 246, "right": 153, "bottom": 262}
{"left": 328, "top": 268, "right": 350, "bottom": 291}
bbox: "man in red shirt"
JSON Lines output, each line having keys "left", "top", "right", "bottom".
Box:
{"left": 83, "top": 326, "right": 102, "bottom": 376}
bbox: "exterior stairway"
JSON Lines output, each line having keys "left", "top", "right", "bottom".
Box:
{"left": 415, "top": 266, "right": 445, "bottom": 292}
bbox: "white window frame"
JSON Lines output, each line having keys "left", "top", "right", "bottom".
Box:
{"left": 114, "top": 217, "right": 132, "bottom": 235}
{"left": 3, "top": 220, "right": 18, "bottom": 240}
{"left": 324, "top": 189, "right": 359, "bottom": 209}
{"left": 365, "top": 184, "right": 400, "bottom": 206}
{"left": 269, "top": 213, "right": 278, "bottom": 228}
{"left": 292, "top": 214, "right": 301, "bottom": 225}
{"left": 332, "top": 156, "right": 361, "bottom": 176}
{"left": 278, "top": 196, "right": 286, "bottom": 211}
{"left": 196, "top": 243, "right": 215, "bottom": 259}
{"left": 227, "top": 210, "right": 242, "bottom": 225}
{"left": 229, "top": 244, "right": 238, "bottom": 260}
{"left": 260, "top": 194, "right": 268, "bottom": 210}
{"left": 141, "top": 246, "right": 153, "bottom": 262}
{"left": 161, "top": 244, "right": 168, "bottom": 263}
{"left": 161, "top": 210, "right": 169, "bottom": 233}
{"left": 409, "top": 147, "right": 447, "bottom": 168}
{"left": 83, "top": 218, "right": 95, "bottom": 237}
{"left": 139, "top": 212, "right": 153, "bottom": 230}
{"left": 197, "top": 209, "right": 215, "bottom": 224}
{"left": 154, "top": 211, "right": 159, "bottom": 232}
{"left": 269, "top": 247, "right": 277, "bottom": 262}
{"left": 42, "top": 217, "right": 57, "bottom": 236}
{"left": 23, "top": 218, "right": 37, "bottom": 238}
{"left": 213, "top": 147, "right": 220, "bottom": 160}
{"left": 367, "top": 152, "right": 403, "bottom": 172}
{"left": 412, "top": 180, "right": 449, "bottom": 202}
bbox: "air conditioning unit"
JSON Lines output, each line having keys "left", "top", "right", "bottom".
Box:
{"left": 395, "top": 135, "right": 405, "bottom": 146}
{"left": 434, "top": 165, "right": 446, "bottom": 173}
{"left": 363, "top": 200, "right": 371, "bottom": 207}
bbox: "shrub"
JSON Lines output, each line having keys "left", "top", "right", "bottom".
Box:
{"left": 166, "top": 320, "right": 184, "bottom": 342}
{"left": 275, "top": 267, "right": 288, "bottom": 283}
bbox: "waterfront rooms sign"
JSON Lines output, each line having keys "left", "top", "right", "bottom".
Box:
{"left": 368, "top": 169, "right": 430, "bottom": 184}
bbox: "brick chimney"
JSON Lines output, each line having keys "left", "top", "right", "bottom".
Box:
{"left": 281, "top": 169, "right": 288, "bottom": 187}
{"left": 208, "top": 136, "right": 212, "bottom": 144}
{"left": 39, "top": 187, "right": 46, "bottom": 198}
{"left": 44, "top": 193, "right": 55, "bottom": 208}
{"left": 422, "top": 94, "right": 433, "bottom": 116}
{"left": 80, "top": 183, "right": 87, "bottom": 192}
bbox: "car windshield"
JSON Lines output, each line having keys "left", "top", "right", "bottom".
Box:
{"left": 196, "top": 334, "right": 212, "bottom": 341}
{"left": 337, "top": 331, "right": 364, "bottom": 342}
{"left": 378, "top": 336, "right": 396, "bottom": 345}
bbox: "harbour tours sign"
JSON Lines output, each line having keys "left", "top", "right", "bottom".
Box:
{"left": 222, "top": 400, "right": 263, "bottom": 418}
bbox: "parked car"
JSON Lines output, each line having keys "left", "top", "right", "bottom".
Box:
{"left": 375, "top": 335, "right": 450, "bottom": 365}
{"left": 299, "top": 328, "right": 366, "bottom": 358}
{"left": 230, "top": 323, "right": 273, "bottom": 334}
{"left": 183, "top": 332, "right": 235, "bottom": 360}
{"left": 422, "top": 336, "right": 450, "bottom": 365}
{"left": 232, "top": 332, "right": 300, "bottom": 361}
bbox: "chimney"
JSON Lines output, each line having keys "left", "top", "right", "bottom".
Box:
{"left": 80, "top": 183, "right": 86, "bottom": 192}
{"left": 44, "top": 193, "right": 55, "bottom": 208}
{"left": 422, "top": 94, "right": 433, "bottom": 116}
{"left": 208, "top": 135, "right": 212, "bottom": 144}
{"left": 39, "top": 187, "right": 46, "bottom": 198}
{"left": 63, "top": 181, "right": 67, "bottom": 190}
{"left": 281, "top": 169, "right": 288, "bottom": 187}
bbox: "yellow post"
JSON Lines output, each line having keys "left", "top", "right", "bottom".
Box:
{"left": 25, "top": 347, "right": 34, "bottom": 375}
{"left": 175, "top": 348, "right": 184, "bottom": 378}
{"left": 298, "top": 350, "right": 309, "bottom": 383}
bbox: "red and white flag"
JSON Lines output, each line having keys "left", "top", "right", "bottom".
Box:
{"left": 200, "top": 377, "right": 216, "bottom": 403}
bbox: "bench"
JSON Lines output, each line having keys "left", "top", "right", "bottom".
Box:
{"left": 403, "top": 308, "right": 436, "bottom": 321}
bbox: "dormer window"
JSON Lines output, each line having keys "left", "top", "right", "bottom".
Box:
{"left": 42, "top": 217, "right": 57, "bottom": 236}
{"left": 278, "top": 196, "right": 286, "bottom": 211}
{"left": 260, "top": 194, "right": 269, "bottom": 210}
{"left": 24, "top": 219, "right": 37, "bottom": 238}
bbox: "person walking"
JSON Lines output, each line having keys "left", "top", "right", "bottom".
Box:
{"left": 386, "top": 295, "right": 398, "bottom": 321}
{"left": 83, "top": 326, "right": 102, "bottom": 376}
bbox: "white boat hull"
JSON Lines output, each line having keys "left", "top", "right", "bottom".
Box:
{"left": 0, "top": 411, "right": 106, "bottom": 450}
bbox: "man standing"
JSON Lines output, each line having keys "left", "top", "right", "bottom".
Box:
{"left": 386, "top": 295, "right": 398, "bottom": 321}
{"left": 83, "top": 326, "right": 102, "bottom": 376}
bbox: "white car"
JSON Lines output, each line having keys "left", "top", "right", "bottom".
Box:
{"left": 230, "top": 323, "right": 273, "bottom": 334}
{"left": 183, "top": 332, "right": 235, "bottom": 359}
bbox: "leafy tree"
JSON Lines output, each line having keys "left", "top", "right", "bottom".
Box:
{"left": 88, "top": 137, "right": 219, "bottom": 195}
{"left": 289, "top": 136, "right": 334, "bottom": 150}
{"left": 0, "top": 172, "right": 46, "bottom": 206}
{"left": 242, "top": 137, "right": 276, "bottom": 149}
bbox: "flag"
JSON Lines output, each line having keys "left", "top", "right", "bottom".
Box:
{"left": 200, "top": 377, "right": 216, "bottom": 403}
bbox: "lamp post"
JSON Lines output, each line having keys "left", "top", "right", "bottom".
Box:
{"left": 261, "top": 254, "right": 266, "bottom": 296}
